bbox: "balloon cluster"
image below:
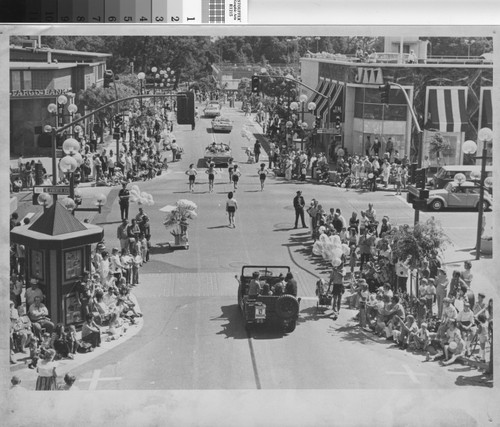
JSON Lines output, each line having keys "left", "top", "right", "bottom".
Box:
{"left": 129, "top": 184, "right": 154, "bottom": 206}
{"left": 241, "top": 125, "right": 255, "bottom": 143}
{"left": 312, "top": 233, "right": 350, "bottom": 267}
{"left": 162, "top": 199, "right": 198, "bottom": 229}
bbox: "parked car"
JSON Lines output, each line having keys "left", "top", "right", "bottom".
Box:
{"left": 425, "top": 181, "right": 493, "bottom": 211}
{"left": 211, "top": 116, "right": 233, "bottom": 133}
{"left": 236, "top": 265, "right": 301, "bottom": 333}
{"left": 430, "top": 165, "right": 493, "bottom": 189}
{"left": 203, "top": 102, "right": 221, "bottom": 118}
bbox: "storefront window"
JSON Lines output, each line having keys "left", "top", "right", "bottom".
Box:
{"left": 11, "top": 71, "right": 21, "bottom": 91}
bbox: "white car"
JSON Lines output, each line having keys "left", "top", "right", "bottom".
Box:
{"left": 211, "top": 116, "right": 233, "bottom": 133}
{"left": 203, "top": 102, "right": 221, "bottom": 118}
{"left": 425, "top": 181, "right": 492, "bottom": 211}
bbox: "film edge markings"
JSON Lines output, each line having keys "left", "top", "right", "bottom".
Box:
{"left": 73, "top": 0, "right": 90, "bottom": 23}
{"left": 104, "top": 0, "right": 121, "bottom": 23}
{"left": 151, "top": 0, "right": 168, "bottom": 23}
{"left": 89, "top": 0, "right": 105, "bottom": 23}
{"left": 135, "top": 0, "right": 152, "bottom": 22}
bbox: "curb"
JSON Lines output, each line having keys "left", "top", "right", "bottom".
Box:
{"left": 10, "top": 318, "right": 144, "bottom": 379}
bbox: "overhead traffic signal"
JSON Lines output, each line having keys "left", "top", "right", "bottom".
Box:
{"left": 251, "top": 76, "right": 261, "bottom": 93}
{"left": 176, "top": 91, "right": 195, "bottom": 127}
{"left": 379, "top": 82, "right": 391, "bottom": 104}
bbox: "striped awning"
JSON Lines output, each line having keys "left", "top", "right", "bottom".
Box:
{"left": 316, "top": 80, "right": 336, "bottom": 118}
{"left": 425, "top": 87, "right": 468, "bottom": 133}
{"left": 307, "top": 78, "right": 328, "bottom": 108}
{"left": 322, "top": 83, "right": 344, "bottom": 124}
{"left": 479, "top": 87, "right": 492, "bottom": 129}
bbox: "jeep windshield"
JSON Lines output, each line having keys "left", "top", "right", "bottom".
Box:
{"left": 241, "top": 266, "right": 290, "bottom": 279}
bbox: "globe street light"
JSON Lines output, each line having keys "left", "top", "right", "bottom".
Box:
{"left": 464, "top": 39, "right": 475, "bottom": 59}
{"left": 462, "top": 127, "right": 493, "bottom": 259}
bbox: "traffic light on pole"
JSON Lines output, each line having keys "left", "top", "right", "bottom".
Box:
{"left": 414, "top": 168, "right": 426, "bottom": 189}
{"left": 335, "top": 116, "right": 341, "bottom": 130}
{"left": 379, "top": 82, "right": 390, "bottom": 104}
{"left": 314, "top": 116, "right": 321, "bottom": 129}
{"left": 251, "top": 76, "right": 260, "bottom": 93}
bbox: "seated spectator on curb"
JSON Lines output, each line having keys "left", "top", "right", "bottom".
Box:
{"left": 456, "top": 301, "right": 475, "bottom": 356}
{"left": 475, "top": 314, "right": 489, "bottom": 363}
{"left": 25, "top": 279, "right": 44, "bottom": 308}
{"left": 393, "top": 314, "right": 418, "bottom": 349}
{"left": 409, "top": 322, "right": 431, "bottom": 352}
{"left": 383, "top": 296, "right": 405, "bottom": 339}
{"left": 52, "top": 323, "right": 72, "bottom": 359}
{"left": 93, "top": 290, "right": 112, "bottom": 325}
{"left": 442, "top": 320, "right": 465, "bottom": 365}
{"left": 103, "top": 286, "right": 118, "bottom": 308}
{"left": 81, "top": 313, "right": 101, "bottom": 349}
{"left": 10, "top": 302, "right": 33, "bottom": 353}
{"left": 28, "top": 296, "right": 55, "bottom": 338}
{"left": 437, "top": 297, "right": 457, "bottom": 341}
{"left": 59, "top": 373, "right": 79, "bottom": 391}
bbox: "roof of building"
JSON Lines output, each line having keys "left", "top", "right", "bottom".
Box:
{"left": 28, "top": 201, "right": 87, "bottom": 236}
{"left": 10, "top": 45, "right": 111, "bottom": 58}
{"left": 10, "top": 61, "right": 79, "bottom": 70}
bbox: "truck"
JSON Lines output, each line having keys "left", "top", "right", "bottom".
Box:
{"left": 236, "top": 265, "right": 301, "bottom": 333}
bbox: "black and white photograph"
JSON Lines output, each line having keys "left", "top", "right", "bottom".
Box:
{"left": 3, "top": 23, "right": 499, "bottom": 427}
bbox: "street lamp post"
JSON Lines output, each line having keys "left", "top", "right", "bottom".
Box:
{"left": 137, "top": 72, "right": 145, "bottom": 110}
{"left": 462, "top": 127, "right": 493, "bottom": 259}
{"left": 464, "top": 39, "right": 475, "bottom": 59}
{"left": 315, "top": 37, "right": 320, "bottom": 53}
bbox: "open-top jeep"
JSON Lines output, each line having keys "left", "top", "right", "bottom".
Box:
{"left": 236, "top": 265, "right": 301, "bottom": 333}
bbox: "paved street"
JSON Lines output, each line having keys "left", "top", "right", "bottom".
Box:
{"left": 12, "top": 102, "right": 495, "bottom": 391}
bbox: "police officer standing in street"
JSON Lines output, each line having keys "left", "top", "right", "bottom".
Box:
{"left": 293, "top": 190, "right": 307, "bottom": 229}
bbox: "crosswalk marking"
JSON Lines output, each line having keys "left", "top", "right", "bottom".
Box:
{"left": 79, "top": 369, "right": 122, "bottom": 390}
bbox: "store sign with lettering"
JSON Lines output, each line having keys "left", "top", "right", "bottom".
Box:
{"left": 354, "top": 68, "right": 384, "bottom": 85}
{"left": 10, "top": 89, "right": 69, "bottom": 97}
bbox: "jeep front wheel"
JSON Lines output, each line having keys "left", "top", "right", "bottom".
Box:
{"left": 275, "top": 295, "right": 299, "bottom": 320}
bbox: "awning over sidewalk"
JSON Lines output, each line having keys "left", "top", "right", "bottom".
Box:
{"left": 321, "top": 83, "right": 344, "bottom": 124}
{"left": 480, "top": 87, "right": 493, "bottom": 130}
{"left": 307, "top": 78, "right": 328, "bottom": 109}
{"left": 425, "top": 86, "right": 468, "bottom": 133}
{"left": 315, "top": 80, "right": 336, "bottom": 121}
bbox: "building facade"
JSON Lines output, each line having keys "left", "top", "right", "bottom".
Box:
{"left": 10, "top": 39, "right": 111, "bottom": 156}
{"left": 300, "top": 38, "right": 493, "bottom": 167}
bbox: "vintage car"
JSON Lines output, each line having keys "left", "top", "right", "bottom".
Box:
{"left": 236, "top": 265, "right": 301, "bottom": 333}
{"left": 203, "top": 102, "right": 221, "bottom": 118}
{"left": 425, "top": 181, "right": 493, "bottom": 211}
{"left": 204, "top": 142, "right": 232, "bottom": 167}
{"left": 211, "top": 116, "right": 233, "bottom": 133}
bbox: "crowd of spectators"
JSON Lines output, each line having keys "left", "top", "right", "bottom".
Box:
{"left": 10, "top": 118, "right": 178, "bottom": 193}
{"left": 308, "top": 198, "right": 493, "bottom": 366}
{"left": 9, "top": 215, "right": 148, "bottom": 380}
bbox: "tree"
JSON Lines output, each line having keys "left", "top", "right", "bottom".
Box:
{"left": 428, "top": 131, "right": 452, "bottom": 166}
{"left": 388, "top": 217, "right": 451, "bottom": 269}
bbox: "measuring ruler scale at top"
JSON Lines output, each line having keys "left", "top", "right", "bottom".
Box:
{"left": 17, "top": 0, "right": 247, "bottom": 23}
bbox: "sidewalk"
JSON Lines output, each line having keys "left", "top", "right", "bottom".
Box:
{"left": 9, "top": 318, "right": 144, "bottom": 383}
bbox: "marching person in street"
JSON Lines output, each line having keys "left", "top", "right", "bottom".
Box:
{"left": 232, "top": 164, "right": 241, "bottom": 191}
{"left": 257, "top": 163, "right": 271, "bottom": 191}
{"left": 293, "top": 190, "right": 307, "bottom": 229}
{"left": 227, "top": 157, "right": 234, "bottom": 183}
{"left": 205, "top": 162, "right": 217, "bottom": 193}
{"left": 226, "top": 191, "right": 238, "bottom": 228}
{"left": 118, "top": 182, "right": 130, "bottom": 221}
{"left": 185, "top": 164, "right": 198, "bottom": 193}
